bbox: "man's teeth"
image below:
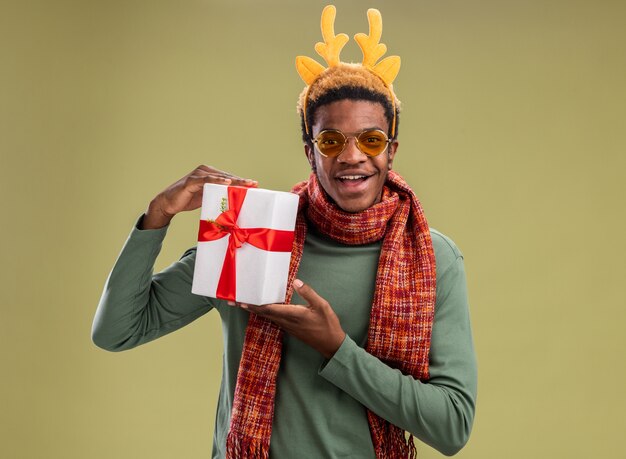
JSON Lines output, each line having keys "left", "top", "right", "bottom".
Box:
{"left": 338, "top": 175, "right": 367, "bottom": 180}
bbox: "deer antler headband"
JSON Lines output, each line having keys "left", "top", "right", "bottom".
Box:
{"left": 296, "top": 5, "right": 401, "bottom": 136}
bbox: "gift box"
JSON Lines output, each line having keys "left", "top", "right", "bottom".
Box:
{"left": 191, "top": 183, "right": 299, "bottom": 305}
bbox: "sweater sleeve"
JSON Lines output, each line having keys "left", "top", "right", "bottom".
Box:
{"left": 91, "top": 215, "right": 214, "bottom": 352}
{"left": 319, "top": 255, "right": 477, "bottom": 456}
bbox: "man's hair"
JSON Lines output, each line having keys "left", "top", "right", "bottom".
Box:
{"left": 297, "top": 64, "right": 401, "bottom": 145}
{"left": 299, "top": 87, "right": 400, "bottom": 145}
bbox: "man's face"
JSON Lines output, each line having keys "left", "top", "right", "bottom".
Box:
{"left": 305, "top": 99, "right": 398, "bottom": 213}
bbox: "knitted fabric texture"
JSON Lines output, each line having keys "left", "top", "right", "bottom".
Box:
{"left": 296, "top": 63, "right": 400, "bottom": 119}
{"left": 226, "top": 171, "right": 436, "bottom": 458}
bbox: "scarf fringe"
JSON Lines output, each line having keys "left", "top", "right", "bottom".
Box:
{"left": 225, "top": 433, "right": 270, "bottom": 459}
{"left": 408, "top": 434, "right": 417, "bottom": 459}
{"left": 371, "top": 413, "right": 419, "bottom": 458}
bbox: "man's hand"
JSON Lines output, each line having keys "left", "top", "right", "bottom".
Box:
{"left": 142, "top": 165, "right": 257, "bottom": 229}
{"left": 240, "top": 280, "right": 346, "bottom": 359}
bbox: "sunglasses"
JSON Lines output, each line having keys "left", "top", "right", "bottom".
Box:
{"left": 313, "top": 129, "right": 391, "bottom": 158}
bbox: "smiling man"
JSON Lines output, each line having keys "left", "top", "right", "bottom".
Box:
{"left": 307, "top": 99, "right": 396, "bottom": 212}
{"left": 92, "top": 6, "right": 476, "bottom": 459}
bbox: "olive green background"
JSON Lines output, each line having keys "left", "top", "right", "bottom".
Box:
{"left": 1, "top": 0, "right": 624, "bottom": 457}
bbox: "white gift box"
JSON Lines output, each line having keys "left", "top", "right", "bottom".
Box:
{"left": 191, "top": 183, "right": 299, "bottom": 305}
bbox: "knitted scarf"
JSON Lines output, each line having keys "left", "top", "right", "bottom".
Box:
{"left": 226, "top": 170, "right": 436, "bottom": 458}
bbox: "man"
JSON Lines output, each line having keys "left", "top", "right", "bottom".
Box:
{"left": 92, "top": 6, "right": 476, "bottom": 458}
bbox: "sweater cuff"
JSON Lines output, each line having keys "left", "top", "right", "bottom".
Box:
{"left": 131, "top": 214, "right": 170, "bottom": 240}
{"left": 114, "top": 214, "right": 170, "bottom": 261}
{"left": 318, "top": 334, "right": 358, "bottom": 381}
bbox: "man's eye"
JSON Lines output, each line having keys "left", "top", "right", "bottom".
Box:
{"left": 322, "top": 139, "right": 339, "bottom": 145}
{"left": 365, "top": 137, "right": 382, "bottom": 144}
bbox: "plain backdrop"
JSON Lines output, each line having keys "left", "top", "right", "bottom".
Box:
{"left": 1, "top": 0, "right": 625, "bottom": 458}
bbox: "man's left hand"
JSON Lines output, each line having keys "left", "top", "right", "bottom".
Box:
{"left": 238, "top": 280, "right": 346, "bottom": 359}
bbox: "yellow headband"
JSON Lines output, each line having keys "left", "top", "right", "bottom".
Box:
{"left": 296, "top": 5, "right": 401, "bottom": 136}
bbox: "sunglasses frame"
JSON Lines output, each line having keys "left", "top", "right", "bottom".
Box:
{"left": 312, "top": 129, "right": 391, "bottom": 158}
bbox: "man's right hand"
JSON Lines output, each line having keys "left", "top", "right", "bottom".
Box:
{"left": 141, "top": 165, "right": 258, "bottom": 230}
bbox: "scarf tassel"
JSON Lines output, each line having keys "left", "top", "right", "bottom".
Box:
{"left": 372, "top": 421, "right": 418, "bottom": 459}
{"left": 225, "top": 433, "right": 270, "bottom": 459}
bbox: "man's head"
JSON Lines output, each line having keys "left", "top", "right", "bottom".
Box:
{"left": 304, "top": 98, "right": 398, "bottom": 213}
{"left": 298, "top": 66, "right": 401, "bottom": 213}
{"left": 295, "top": 7, "right": 402, "bottom": 213}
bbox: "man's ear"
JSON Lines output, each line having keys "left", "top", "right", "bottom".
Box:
{"left": 388, "top": 140, "right": 399, "bottom": 169}
{"left": 304, "top": 143, "right": 316, "bottom": 171}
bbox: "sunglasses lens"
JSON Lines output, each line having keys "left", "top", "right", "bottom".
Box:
{"left": 315, "top": 130, "right": 389, "bottom": 157}
{"left": 316, "top": 131, "right": 346, "bottom": 157}
{"left": 357, "top": 130, "right": 388, "bottom": 156}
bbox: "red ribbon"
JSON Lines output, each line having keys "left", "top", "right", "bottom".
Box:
{"left": 197, "top": 186, "right": 295, "bottom": 301}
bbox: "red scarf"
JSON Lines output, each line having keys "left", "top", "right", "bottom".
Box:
{"left": 226, "top": 171, "right": 436, "bottom": 458}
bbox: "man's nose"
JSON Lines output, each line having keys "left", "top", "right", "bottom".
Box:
{"left": 337, "top": 137, "right": 366, "bottom": 163}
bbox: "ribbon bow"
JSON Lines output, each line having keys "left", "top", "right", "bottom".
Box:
{"left": 197, "top": 186, "right": 295, "bottom": 302}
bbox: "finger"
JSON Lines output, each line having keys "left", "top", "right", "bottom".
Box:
{"left": 194, "top": 166, "right": 239, "bottom": 181}
{"left": 197, "top": 165, "right": 237, "bottom": 177}
{"left": 197, "top": 165, "right": 257, "bottom": 187}
{"left": 183, "top": 174, "right": 232, "bottom": 192}
{"left": 232, "top": 178, "right": 258, "bottom": 188}
{"left": 184, "top": 173, "right": 251, "bottom": 196}
{"left": 245, "top": 303, "right": 304, "bottom": 323}
{"left": 202, "top": 174, "right": 233, "bottom": 185}
{"left": 292, "top": 279, "right": 326, "bottom": 308}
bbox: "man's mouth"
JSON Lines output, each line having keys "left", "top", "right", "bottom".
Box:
{"left": 336, "top": 174, "right": 371, "bottom": 183}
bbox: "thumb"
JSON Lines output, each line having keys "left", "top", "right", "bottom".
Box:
{"left": 292, "top": 279, "right": 325, "bottom": 308}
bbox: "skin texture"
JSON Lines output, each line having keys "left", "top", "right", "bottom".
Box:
{"left": 304, "top": 99, "right": 398, "bottom": 213}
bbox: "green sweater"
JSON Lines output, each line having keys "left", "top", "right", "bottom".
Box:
{"left": 92, "top": 216, "right": 477, "bottom": 458}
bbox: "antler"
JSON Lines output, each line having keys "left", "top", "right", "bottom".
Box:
{"left": 354, "top": 8, "right": 401, "bottom": 85}
{"left": 314, "top": 5, "right": 349, "bottom": 67}
{"left": 354, "top": 9, "right": 387, "bottom": 67}
{"left": 296, "top": 5, "right": 402, "bottom": 136}
{"left": 296, "top": 5, "right": 348, "bottom": 85}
